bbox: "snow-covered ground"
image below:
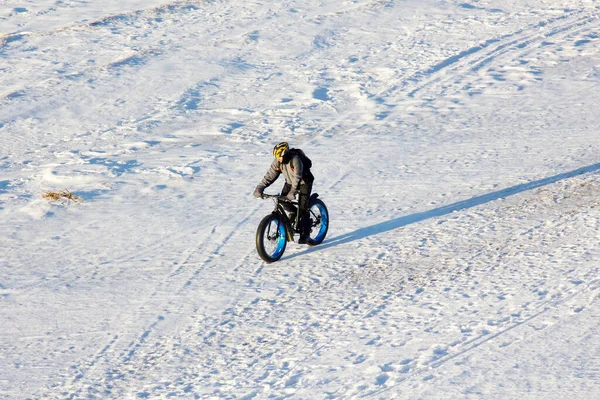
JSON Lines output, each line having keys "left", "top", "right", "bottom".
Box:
{"left": 2, "top": 0, "right": 600, "bottom": 398}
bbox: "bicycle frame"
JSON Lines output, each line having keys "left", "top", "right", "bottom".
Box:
{"left": 261, "top": 194, "right": 297, "bottom": 242}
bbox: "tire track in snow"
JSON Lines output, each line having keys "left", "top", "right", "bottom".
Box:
{"left": 366, "top": 8, "right": 599, "bottom": 105}
{"left": 46, "top": 200, "right": 265, "bottom": 398}
{"left": 405, "top": 10, "right": 599, "bottom": 99}
{"left": 41, "top": 225, "right": 216, "bottom": 398}
{"left": 38, "top": 164, "right": 254, "bottom": 397}
{"left": 264, "top": 9, "right": 600, "bottom": 156}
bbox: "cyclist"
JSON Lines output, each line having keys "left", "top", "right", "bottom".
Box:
{"left": 254, "top": 142, "right": 314, "bottom": 244}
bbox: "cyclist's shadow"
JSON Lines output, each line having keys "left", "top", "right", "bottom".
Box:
{"left": 285, "top": 162, "right": 600, "bottom": 260}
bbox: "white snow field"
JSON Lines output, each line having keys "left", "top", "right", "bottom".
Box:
{"left": 2, "top": 0, "right": 600, "bottom": 398}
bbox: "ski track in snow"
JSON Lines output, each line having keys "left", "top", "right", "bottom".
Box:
{"left": 2, "top": 0, "right": 600, "bottom": 399}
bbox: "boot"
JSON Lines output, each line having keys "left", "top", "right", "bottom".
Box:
{"left": 297, "top": 214, "right": 309, "bottom": 244}
{"left": 298, "top": 235, "right": 309, "bottom": 244}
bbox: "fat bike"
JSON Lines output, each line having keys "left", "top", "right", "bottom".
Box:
{"left": 256, "top": 193, "right": 329, "bottom": 263}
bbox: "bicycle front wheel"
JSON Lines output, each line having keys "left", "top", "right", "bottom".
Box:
{"left": 256, "top": 213, "right": 287, "bottom": 263}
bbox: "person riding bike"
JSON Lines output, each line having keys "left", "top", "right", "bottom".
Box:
{"left": 254, "top": 142, "right": 315, "bottom": 244}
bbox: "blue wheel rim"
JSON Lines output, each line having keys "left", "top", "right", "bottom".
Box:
{"left": 265, "top": 218, "right": 286, "bottom": 258}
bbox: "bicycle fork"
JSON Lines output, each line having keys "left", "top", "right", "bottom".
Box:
{"left": 273, "top": 213, "right": 294, "bottom": 242}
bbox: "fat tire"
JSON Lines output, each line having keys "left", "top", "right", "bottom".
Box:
{"left": 256, "top": 213, "right": 287, "bottom": 263}
{"left": 308, "top": 199, "right": 329, "bottom": 246}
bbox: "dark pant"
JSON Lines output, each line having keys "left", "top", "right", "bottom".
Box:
{"left": 281, "top": 181, "right": 313, "bottom": 238}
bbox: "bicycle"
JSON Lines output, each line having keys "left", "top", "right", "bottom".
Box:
{"left": 256, "top": 193, "right": 329, "bottom": 263}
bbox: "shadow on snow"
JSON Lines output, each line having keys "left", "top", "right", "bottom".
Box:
{"left": 286, "top": 162, "right": 600, "bottom": 260}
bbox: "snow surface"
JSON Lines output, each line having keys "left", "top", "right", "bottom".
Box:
{"left": 2, "top": 0, "right": 600, "bottom": 398}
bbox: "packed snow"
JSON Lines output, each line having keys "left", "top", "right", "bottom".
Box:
{"left": 1, "top": 0, "right": 600, "bottom": 398}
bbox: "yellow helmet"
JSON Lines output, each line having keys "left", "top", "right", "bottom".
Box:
{"left": 272, "top": 142, "right": 289, "bottom": 158}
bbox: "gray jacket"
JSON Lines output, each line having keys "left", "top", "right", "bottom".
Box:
{"left": 257, "top": 154, "right": 305, "bottom": 193}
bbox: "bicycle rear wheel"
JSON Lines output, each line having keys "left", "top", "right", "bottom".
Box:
{"left": 256, "top": 213, "right": 287, "bottom": 262}
{"left": 308, "top": 199, "right": 328, "bottom": 245}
